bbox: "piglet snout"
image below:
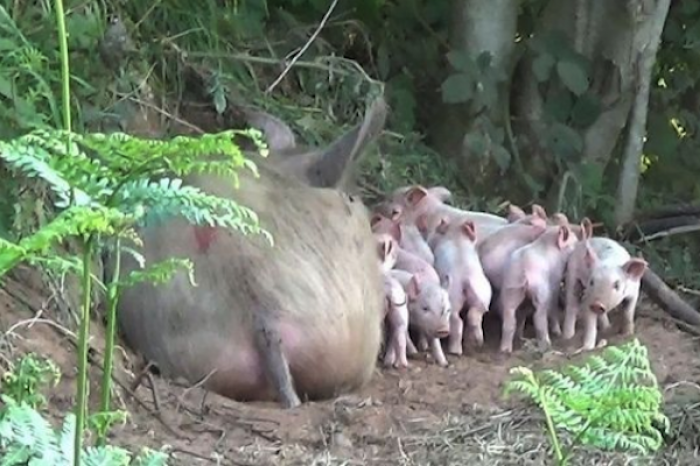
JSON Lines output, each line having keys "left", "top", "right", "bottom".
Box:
{"left": 589, "top": 302, "right": 606, "bottom": 314}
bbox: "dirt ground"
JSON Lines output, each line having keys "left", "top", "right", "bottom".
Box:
{"left": 1, "top": 265, "right": 700, "bottom": 466}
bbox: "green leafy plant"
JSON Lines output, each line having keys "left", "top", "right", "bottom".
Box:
{"left": 1, "top": 353, "right": 60, "bottom": 410}
{"left": 0, "top": 394, "right": 170, "bottom": 466}
{"left": 505, "top": 338, "right": 671, "bottom": 465}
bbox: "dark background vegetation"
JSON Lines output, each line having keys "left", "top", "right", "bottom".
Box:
{"left": 1, "top": 0, "right": 699, "bottom": 295}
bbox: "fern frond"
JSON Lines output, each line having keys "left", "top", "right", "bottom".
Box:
{"left": 115, "top": 178, "right": 272, "bottom": 244}
{"left": 504, "top": 338, "right": 670, "bottom": 456}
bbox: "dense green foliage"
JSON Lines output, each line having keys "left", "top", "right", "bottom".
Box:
{"left": 0, "top": 354, "right": 169, "bottom": 465}
{"left": 505, "top": 339, "right": 670, "bottom": 464}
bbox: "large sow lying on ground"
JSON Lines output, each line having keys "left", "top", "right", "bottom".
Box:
{"left": 109, "top": 98, "right": 388, "bottom": 408}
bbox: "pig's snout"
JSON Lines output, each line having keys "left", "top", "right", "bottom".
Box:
{"left": 589, "top": 302, "right": 606, "bottom": 315}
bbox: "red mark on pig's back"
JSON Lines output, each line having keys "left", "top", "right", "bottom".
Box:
{"left": 193, "top": 225, "right": 218, "bottom": 253}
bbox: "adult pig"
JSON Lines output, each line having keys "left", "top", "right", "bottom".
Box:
{"left": 109, "top": 98, "right": 388, "bottom": 408}
{"left": 562, "top": 237, "right": 648, "bottom": 351}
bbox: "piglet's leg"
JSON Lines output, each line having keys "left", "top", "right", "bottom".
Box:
{"left": 417, "top": 334, "right": 430, "bottom": 352}
{"left": 405, "top": 330, "right": 419, "bottom": 356}
{"left": 499, "top": 288, "right": 525, "bottom": 354}
{"left": 394, "top": 326, "right": 409, "bottom": 368}
{"left": 531, "top": 286, "right": 554, "bottom": 351}
{"left": 579, "top": 308, "right": 598, "bottom": 352}
{"left": 466, "top": 306, "right": 486, "bottom": 348}
{"left": 253, "top": 315, "right": 301, "bottom": 409}
{"left": 620, "top": 293, "right": 640, "bottom": 337}
{"left": 549, "top": 308, "right": 562, "bottom": 337}
{"left": 430, "top": 338, "right": 449, "bottom": 367}
{"left": 597, "top": 312, "right": 612, "bottom": 334}
{"left": 562, "top": 276, "right": 581, "bottom": 340}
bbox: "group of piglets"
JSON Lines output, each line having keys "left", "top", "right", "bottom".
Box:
{"left": 370, "top": 185, "right": 648, "bottom": 368}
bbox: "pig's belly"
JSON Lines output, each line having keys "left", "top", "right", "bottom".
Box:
{"left": 199, "top": 321, "right": 352, "bottom": 402}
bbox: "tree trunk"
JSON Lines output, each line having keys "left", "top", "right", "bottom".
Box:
{"left": 428, "top": 0, "right": 518, "bottom": 196}
{"left": 614, "top": 0, "right": 672, "bottom": 229}
{"left": 510, "top": 1, "right": 653, "bottom": 214}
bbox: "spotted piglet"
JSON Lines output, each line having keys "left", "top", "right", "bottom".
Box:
{"left": 562, "top": 237, "right": 648, "bottom": 352}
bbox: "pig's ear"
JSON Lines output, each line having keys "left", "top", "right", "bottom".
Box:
{"left": 240, "top": 107, "right": 297, "bottom": 152}
{"left": 583, "top": 242, "right": 598, "bottom": 268}
{"left": 623, "top": 258, "right": 648, "bottom": 280}
{"left": 436, "top": 217, "right": 450, "bottom": 235}
{"left": 461, "top": 220, "right": 477, "bottom": 242}
{"left": 429, "top": 186, "right": 452, "bottom": 203}
{"left": 507, "top": 204, "right": 526, "bottom": 222}
{"left": 532, "top": 204, "right": 547, "bottom": 220}
{"left": 530, "top": 216, "right": 548, "bottom": 229}
{"left": 580, "top": 217, "right": 593, "bottom": 240}
{"left": 407, "top": 275, "right": 421, "bottom": 300}
{"left": 405, "top": 186, "right": 429, "bottom": 206}
{"left": 552, "top": 213, "right": 569, "bottom": 226}
{"left": 556, "top": 225, "right": 572, "bottom": 249}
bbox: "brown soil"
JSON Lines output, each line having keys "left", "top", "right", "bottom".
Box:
{"left": 1, "top": 266, "right": 699, "bottom": 466}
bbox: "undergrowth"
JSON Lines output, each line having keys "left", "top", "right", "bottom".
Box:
{"left": 0, "top": 353, "right": 168, "bottom": 465}
{"left": 505, "top": 338, "right": 671, "bottom": 465}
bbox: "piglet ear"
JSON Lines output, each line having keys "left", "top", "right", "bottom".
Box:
{"left": 406, "top": 186, "right": 429, "bottom": 207}
{"left": 532, "top": 204, "right": 547, "bottom": 220}
{"left": 436, "top": 217, "right": 450, "bottom": 235}
{"left": 530, "top": 216, "right": 548, "bottom": 229}
{"left": 580, "top": 217, "right": 593, "bottom": 240}
{"left": 556, "top": 225, "right": 571, "bottom": 249}
{"left": 507, "top": 204, "right": 526, "bottom": 222}
{"left": 583, "top": 242, "right": 598, "bottom": 268}
{"left": 552, "top": 213, "right": 569, "bottom": 226}
{"left": 429, "top": 186, "right": 452, "bottom": 202}
{"left": 461, "top": 220, "right": 477, "bottom": 242}
{"left": 407, "top": 275, "right": 421, "bottom": 300}
{"left": 623, "top": 258, "right": 648, "bottom": 280}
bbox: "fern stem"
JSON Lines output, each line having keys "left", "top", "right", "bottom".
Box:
{"left": 73, "top": 239, "right": 94, "bottom": 466}
{"left": 54, "top": 0, "right": 71, "bottom": 134}
{"left": 539, "top": 385, "right": 565, "bottom": 465}
{"left": 98, "top": 237, "right": 121, "bottom": 446}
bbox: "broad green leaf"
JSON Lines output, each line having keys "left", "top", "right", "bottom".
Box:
{"left": 556, "top": 60, "right": 589, "bottom": 96}
{"left": 441, "top": 73, "right": 474, "bottom": 104}
{"left": 491, "top": 144, "right": 512, "bottom": 171}
{"left": 446, "top": 50, "right": 473, "bottom": 72}
{"left": 547, "top": 122, "right": 583, "bottom": 160}
{"left": 532, "top": 53, "right": 555, "bottom": 82}
{"left": 463, "top": 131, "right": 487, "bottom": 155}
{"left": 645, "top": 114, "right": 680, "bottom": 159}
{"left": 571, "top": 93, "right": 602, "bottom": 128}
{"left": 544, "top": 88, "right": 573, "bottom": 122}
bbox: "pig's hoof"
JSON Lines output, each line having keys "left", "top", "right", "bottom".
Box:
{"left": 493, "top": 351, "right": 510, "bottom": 364}
{"left": 447, "top": 343, "right": 463, "bottom": 355}
{"left": 281, "top": 393, "right": 302, "bottom": 409}
{"left": 436, "top": 360, "right": 449, "bottom": 368}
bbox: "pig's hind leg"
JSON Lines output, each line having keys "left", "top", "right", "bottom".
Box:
{"left": 498, "top": 287, "right": 526, "bottom": 354}
{"left": 253, "top": 314, "right": 302, "bottom": 409}
{"left": 531, "top": 284, "right": 556, "bottom": 351}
